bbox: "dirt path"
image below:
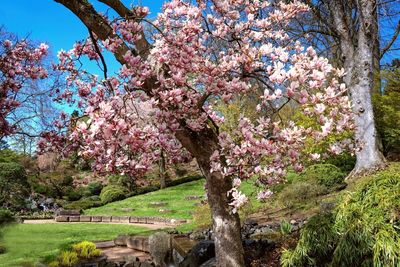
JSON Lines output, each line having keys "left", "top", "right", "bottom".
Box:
{"left": 22, "top": 219, "right": 172, "bottom": 230}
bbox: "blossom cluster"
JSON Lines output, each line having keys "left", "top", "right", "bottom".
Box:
{"left": 0, "top": 38, "right": 48, "bottom": 136}
{"left": 42, "top": 0, "right": 354, "bottom": 212}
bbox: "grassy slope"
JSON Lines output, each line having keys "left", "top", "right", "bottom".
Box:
{"left": 85, "top": 179, "right": 261, "bottom": 219}
{"left": 0, "top": 223, "right": 152, "bottom": 267}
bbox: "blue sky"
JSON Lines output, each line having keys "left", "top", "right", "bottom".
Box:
{"left": 0, "top": 0, "right": 165, "bottom": 74}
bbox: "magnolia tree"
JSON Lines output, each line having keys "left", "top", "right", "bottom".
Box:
{"left": 0, "top": 33, "right": 48, "bottom": 138}
{"left": 46, "top": 0, "right": 354, "bottom": 265}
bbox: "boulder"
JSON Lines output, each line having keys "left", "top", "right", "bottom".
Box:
{"left": 179, "top": 240, "right": 215, "bottom": 267}
{"left": 114, "top": 235, "right": 129, "bottom": 246}
{"left": 127, "top": 236, "right": 150, "bottom": 252}
{"left": 149, "top": 232, "right": 171, "bottom": 266}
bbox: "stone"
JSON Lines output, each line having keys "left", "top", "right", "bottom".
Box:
{"left": 57, "top": 209, "right": 81, "bottom": 216}
{"left": 121, "top": 208, "right": 134, "bottom": 212}
{"left": 243, "top": 239, "right": 275, "bottom": 266}
{"left": 95, "top": 241, "right": 115, "bottom": 249}
{"left": 149, "top": 201, "right": 167, "bottom": 207}
{"left": 55, "top": 216, "right": 69, "bottom": 222}
{"left": 111, "top": 216, "right": 121, "bottom": 223}
{"left": 179, "top": 240, "right": 215, "bottom": 267}
{"left": 129, "top": 217, "right": 139, "bottom": 223}
{"left": 92, "top": 216, "right": 102, "bottom": 222}
{"left": 102, "top": 216, "right": 112, "bottom": 223}
{"left": 185, "top": 195, "right": 203, "bottom": 200}
{"left": 120, "top": 216, "right": 130, "bottom": 223}
{"left": 149, "top": 232, "right": 171, "bottom": 266}
{"left": 290, "top": 219, "right": 297, "bottom": 225}
{"left": 127, "top": 236, "right": 150, "bottom": 252}
{"left": 158, "top": 208, "right": 172, "bottom": 213}
{"left": 138, "top": 217, "right": 147, "bottom": 224}
{"left": 199, "top": 258, "right": 216, "bottom": 267}
{"left": 80, "top": 215, "right": 92, "bottom": 222}
{"left": 114, "top": 235, "right": 129, "bottom": 246}
{"left": 69, "top": 216, "right": 80, "bottom": 222}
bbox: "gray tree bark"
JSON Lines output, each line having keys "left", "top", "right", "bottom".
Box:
{"left": 329, "top": 0, "right": 386, "bottom": 174}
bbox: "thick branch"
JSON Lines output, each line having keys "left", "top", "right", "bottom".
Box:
{"left": 54, "top": 0, "right": 130, "bottom": 64}
{"left": 97, "top": 0, "right": 151, "bottom": 57}
{"left": 380, "top": 20, "right": 400, "bottom": 58}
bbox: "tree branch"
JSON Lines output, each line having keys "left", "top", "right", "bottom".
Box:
{"left": 380, "top": 20, "right": 400, "bottom": 58}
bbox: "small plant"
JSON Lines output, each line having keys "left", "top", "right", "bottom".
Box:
{"left": 48, "top": 261, "right": 60, "bottom": 267}
{"left": 58, "top": 251, "right": 78, "bottom": 267}
{"left": 280, "top": 220, "right": 293, "bottom": 236}
{"left": 72, "top": 241, "right": 101, "bottom": 259}
{"left": 100, "top": 185, "right": 129, "bottom": 203}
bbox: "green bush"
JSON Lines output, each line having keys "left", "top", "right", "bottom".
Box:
{"left": 100, "top": 185, "right": 129, "bottom": 204}
{"left": 278, "top": 181, "right": 327, "bottom": 208}
{"left": 280, "top": 220, "right": 293, "bottom": 236}
{"left": 108, "top": 174, "right": 136, "bottom": 192}
{"left": 72, "top": 241, "right": 101, "bottom": 258}
{"left": 63, "top": 197, "right": 102, "bottom": 210}
{"left": 323, "top": 153, "right": 356, "bottom": 174}
{"left": 0, "top": 208, "right": 15, "bottom": 225}
{"left": 281, "top": 164, "right": 400, "bottom": 267}
{"left": 66, "top": 189, "right": 82, "bottom": 201}
{"left": 0, "top": 162, "right": 29, "bottom": 210}
{"left": 87, "top": 182, "right": 103, "bottom": 196}
{"left": 300, "top": 164, "right": 346, "bottom": 188}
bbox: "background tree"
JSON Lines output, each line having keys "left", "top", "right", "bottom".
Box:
{"left": 280, "top": 0, "right": 400, "bottom": 174}
{"left": 45, "top": 1, "right": 354, "bottom": 265}
{"left": 0, "top": 29, "right": 49, "bottom": 138}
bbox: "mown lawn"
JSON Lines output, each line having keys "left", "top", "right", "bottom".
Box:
{"left": 85, "top": 179, "right": 261, "bottom": 219}
{"left": 0, "top": 223, "right": 152, "bottom": 267}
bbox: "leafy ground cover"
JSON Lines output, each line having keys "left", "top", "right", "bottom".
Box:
{"left": 85, "top": 179, "right": 261, "bottom": 220}
{"left": 0, "top": 223, "right": 152, "bottom": 267}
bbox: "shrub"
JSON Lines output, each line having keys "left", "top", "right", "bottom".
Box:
{"left": 63, "top": 197, "right": 102, "bottom": 210}
{"left": 323, "top": 153, "right": 356, "bottom": 174}
{"left": 281, "top": 165, "right": 400, "bottom": 267}
{"left": 300, "top": 164, "right": 345, "bottom": 188}
{"left": 100, "top": 185, "right": 129, "bottom": 204}
{"left": 58, "top": 251, "right": 78, "bottom": 267}
{"left": 87, "top": 182, "right": 103, "bottom": 196}
{"left": 66, "top": 189, "right": 82, "bottom": 201}
{"left": 0, "top": 162, "right": 29, "bottom": 210}
{"left": 72, "top": 241, "right": 101, "bottom": 258}
{"left": 48, "top": 261, "right": 60, "bottom": 267}
{"left": 0, "top": 245, "right": 6, "bottom": 254}
{"left": 108, "top": 174, "right": 136, "bottom": 192}
{"left": 0, "top": 208, "right": 15, "bottom": 225}
{"left": 278, "top": 181, "right": 327, "bottom": 208}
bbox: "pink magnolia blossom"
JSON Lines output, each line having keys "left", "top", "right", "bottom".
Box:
{"left": 41, "top": 0, "right": 354, "bottom": 213}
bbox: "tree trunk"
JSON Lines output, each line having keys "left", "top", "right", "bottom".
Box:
{"left": 175, "top": 128, "right": 245, "bottom": 267}
{"left": 330, "top": 0, "right": 386, "bottom": 175}
{"left": 159, "top": 149, "right": 166, "bottom": 189}
{"left": 344, "top": 0, "right": 386, "bottom": 174}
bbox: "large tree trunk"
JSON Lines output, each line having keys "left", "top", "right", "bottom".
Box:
{"left": 176, "top": 128, "right": 245, "bottom": 267}
{"left": 330, "top": 0, "right": 386, "bottom": 175}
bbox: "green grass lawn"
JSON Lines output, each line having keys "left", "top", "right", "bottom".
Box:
{"left": 85, "top": 179, "right": 261, "bottom": 219}
{"left": 0, "top": 223, "right": 152, "bottom": 267}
